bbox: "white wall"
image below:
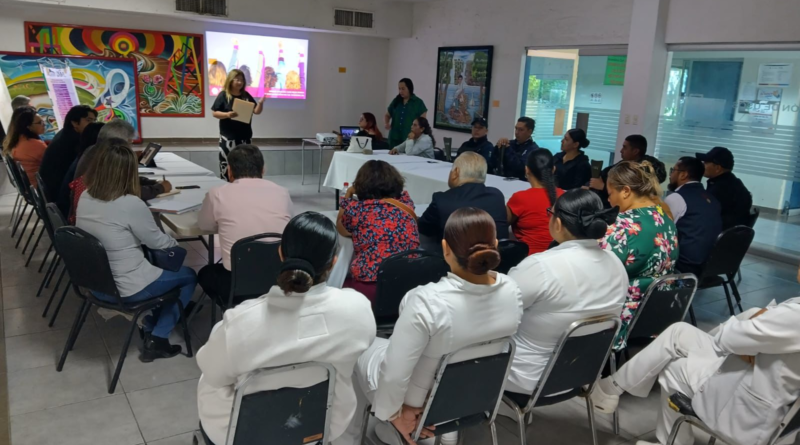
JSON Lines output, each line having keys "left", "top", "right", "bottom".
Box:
{"left": 0, "top": 3, "right": 390, "bottom": 139}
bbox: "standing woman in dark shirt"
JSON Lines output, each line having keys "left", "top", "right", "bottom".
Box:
{"left": 211, "top": 69, "right": 265, "bottom": 180}
{"left": 553, "top": 128, "right": 592, "bottom": 190}
{"left": 384, "top": 79, "right": 427, "bottom": 148}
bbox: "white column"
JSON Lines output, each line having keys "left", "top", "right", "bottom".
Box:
{"left": 615, "top": 0, "right": 671, "bottom": 161}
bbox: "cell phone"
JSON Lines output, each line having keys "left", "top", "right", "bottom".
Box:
{"left": 591, "top": 160, "right": 604, "bottom": 179}
{"left": 176, "top": 185, "right": 200, "bottom": 190}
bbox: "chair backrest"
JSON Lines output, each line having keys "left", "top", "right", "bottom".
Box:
{"left": 414, "top": 338, "right": 515, "bottom": 440}
{"left": 54, "top": 226, "right": 123, "bottom": 304}
{"left": 495, "top": 239, "right": 528, "bottom": 275}
{"left": 770, "top": 398, "right": 800, "bottom": 445}
{"left": 526, "top": 314, "right": 621, "bottom": 411}
{"left": 433, "top": 148, "right": 446, "bottom": 161}
{"left": 746, "top": 207, "right": 760, "bottom": 229}
{"left": 2, "top": 154, "right": 19, "bottom": 191}
{"left": 35, "top": 172, "right": 50, "bottom": 204}
{"left": 626, "top": 273, "right": 699, "bottom": 343}
{"left": 30, "top": 185, "right": 54, "bottom": 240}
{"left": 46, "top": 203, "right": 67, "bottom": 232}
{"left": 229, "top": 233, "right": 282, "bottom": 306}
{"left": 374, "top": 249, "right": 450, "bottom": 319}
{"left": 226, "top": 362, "right": 335, "bottom": 445}
{"left": 8, "top": 159, "right": 34, "bottom": 204}
{"left": 702, "top": 226, "right": 755, "bottom": 278}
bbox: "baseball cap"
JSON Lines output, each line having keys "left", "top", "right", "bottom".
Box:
{"left": 696, "top": 146, "right": 734, "bottom": 170}
{"left": 471, "top": 117, "right": 488, "bottom": 128}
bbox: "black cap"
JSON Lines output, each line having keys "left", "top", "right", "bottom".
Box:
{"left": 471, "top": 117, "right": 487, "bottom": 128}
{"left": 696, "top": 147, "right": 734, "bottom": 170}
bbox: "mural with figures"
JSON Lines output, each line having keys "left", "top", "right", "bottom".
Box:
{"left": 24, "top": 22, "right": 203, "bottom": 117}
{"left": 434, "top": 46, "right": 494, "bottom": 133}
{"left": 0, "top": 52, "right": 142, "bottom": 141}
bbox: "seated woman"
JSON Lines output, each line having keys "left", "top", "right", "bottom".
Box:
{"left": 76, "top": 142, "right": 197, "bottom": 362}
{"left": 196, "top": 212, "right": 376, "bottom": 445}
{"left": 357, "top": 112, "right": 390, "bottom": 151}
{"left": 3, "top": 107, "right": 46, "bottom": 187}
{"left": 60, "top": 121, "right": 104, "bottom": 223}
{"left": 553, "top": 128, "right": 592, "bottom": 190}
{"left": 339, "top": 208, "right": 523, "bottom": 445}
{"left": 600, "top": 161, "right": 678, "bottom": 350}
{"left": 507, "top": 148, "right": 565, "bottom": 255}
{"left": 337, "top": 160, "right": 420, "bottom": 302}
{"left": 388, "top": 117, "right": 434, "bottom": 159}
{"left": 506, "top": 189, "right": 628, "bottom": 396}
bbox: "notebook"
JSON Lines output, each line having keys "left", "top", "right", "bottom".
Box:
{"left": 148, "top": 200, "right": 201, "bottom": 214}
{"left": 232, "top": 98, "right": 255, "bottom": 124}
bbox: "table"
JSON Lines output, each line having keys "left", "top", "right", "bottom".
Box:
{"left": 300, "top": 139, "right": 347, "bottom": 192}
{"left": 139, "top": 152, "right": 217, "bottom": 178}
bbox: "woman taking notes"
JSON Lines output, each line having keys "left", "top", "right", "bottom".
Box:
{"left": 389, "top": 117, "right": 435, "bottom": 159}
{"left": 385, "top": 78, "right": 427, "bottom": 148}
{"left": 211, "top": 69, "right": 265, "bottom": 179}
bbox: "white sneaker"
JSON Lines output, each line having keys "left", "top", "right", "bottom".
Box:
{"left": 590, "top": 379, "right": 620, "bottom": 414}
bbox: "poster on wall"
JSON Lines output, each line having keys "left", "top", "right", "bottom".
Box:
{"left": 434, "top": 46, "right": 493, "bottom": 133}
{"left": 24, "top": 22, "right": 204, "bottom": 117}
{"left": 604, "top": 56, "right": 627, "bottom": 86}
{"left": 40, "top": 65, "right": 80, "bottom": 129}
{"left": 205, "top": 31, "right": 308, "bottom": 100}
{"left": 0, "top": 52, "right": 142, "bottom": 142}
{"left": 757, "top": 63, "right": 793, "bottom": 87}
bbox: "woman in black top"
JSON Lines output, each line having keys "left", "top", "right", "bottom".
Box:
{"left": 553, "top": 128, "right": 592, "bottom": 190}
{"left": 211, "top": 69, "right": 265, "bottom": 179}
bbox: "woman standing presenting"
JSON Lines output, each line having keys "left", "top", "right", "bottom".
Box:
{"left": 385, "top": 78, "right": 427, "bottom": 148}
{"left": 211, "top": 69, "right": 265, "bottom": 180}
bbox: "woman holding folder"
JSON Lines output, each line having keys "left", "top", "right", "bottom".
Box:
{"left": 211, "top": 69, "right": 265, "bottom": 180}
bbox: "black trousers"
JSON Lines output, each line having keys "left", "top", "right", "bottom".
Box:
{"left": 198, "top": 263, "right": 261, "bottom": 308}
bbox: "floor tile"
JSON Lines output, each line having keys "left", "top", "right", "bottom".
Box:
{"left": 146, "top": 432, "right": 196, "bottom": 445}
{"left": 3, "top": 293, "right": 82, "bottom": 337}
{"left": 127, "top": 378, "right": 199, "bottom": 443}
{"left": 110, "top": 345, "right": 200, "bottom": 393}
{"left": 2, "top": 283, "right": 50, "bottom": 310}
{"left": 4, "top": 323, "right": 107, "bottom": 373}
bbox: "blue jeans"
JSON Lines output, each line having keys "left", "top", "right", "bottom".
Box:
{"left": 94, "top": 266, "right": 197, "bottom": 339}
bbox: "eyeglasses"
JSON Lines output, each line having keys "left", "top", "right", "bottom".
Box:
{"left": 670, "top": 168, "right": 686, "bottom": 174}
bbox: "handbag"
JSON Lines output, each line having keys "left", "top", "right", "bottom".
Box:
{"left": 148, "top": 246, "right": 188, "bottom": 272}
{"left": 347, "top": 136, "right": 372, "bottom": 153}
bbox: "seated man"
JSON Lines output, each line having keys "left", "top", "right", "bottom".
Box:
{"left": 696, "top": 146, "right": 752, "bottom": 230}
{"left": 589, "top": 134, "right": 667, "bottom": 208}
{"left": 455, "top": 117, "right": 494, "bottom": 166}
{"left": 197, "top": 144, "right": 293, "bottom": 307}
{"left": 664, "top": 157, "right": 722, "bottom": 276}
{"left": 418, "top": 152, "right": 508, "bottom": 251}
{"left": 497, "top": 116, "right": 539, "bottom": 180}
{"left": 593, "top": 273, "right": 800, "bottom": 445}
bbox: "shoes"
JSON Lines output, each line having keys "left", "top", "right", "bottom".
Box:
{"left": 139, "top": 334, "right": 182, "bottom": 363}
{"left": 590, "top": 379, "right": 620, "bottom": 414}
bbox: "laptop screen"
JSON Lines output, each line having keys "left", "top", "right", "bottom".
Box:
{"left": 340, "top": 126, "right": 360, "bottom": 140}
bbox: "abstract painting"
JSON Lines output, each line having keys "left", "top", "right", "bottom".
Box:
{"left": 434, "top": 46, "right": 494, "bottom": 133}
{"left": 25, "top": 22, "right": 203, "bottom": 117}
{"left": 0, "top": 52, "right": 142, "bottom": 142}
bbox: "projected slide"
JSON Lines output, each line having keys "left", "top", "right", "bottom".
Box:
{"left": 206, "top": 31, "right": 307, "bottom": 100}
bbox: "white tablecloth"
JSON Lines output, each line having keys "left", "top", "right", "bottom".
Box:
{"left": 139, "top": 152, "right": 217, "bottom": 178}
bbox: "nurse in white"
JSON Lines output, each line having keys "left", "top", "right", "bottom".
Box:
{"left": 506, "top": 189, "right": 628, "bottom": 395}
{"left": 196, "top": 212, "right": 376, "bottom": 445}
{"left": 339, "top": 207, "right": 523, "bottom": 445}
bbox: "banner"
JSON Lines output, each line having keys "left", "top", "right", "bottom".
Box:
{"left": 604, "top": 56, "right": 627, "bottom": 86}
{"left": 40, "top": 64, "right": 80, "bottom": 130}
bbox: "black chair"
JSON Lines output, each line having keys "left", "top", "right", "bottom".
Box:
{"left": 194, "top": 362, "right": 336, "bottom": 445}
{"left": 433, "top": 147, "right": 446, "bottom": 161}
{"left": 373, "top": 249, "right": 449, "bottom": 333}
{"left": 1, "top": 152, "right": 24, "bottom": 231}
{"left": 54, "top": 226, "right": 193, "bottom": 394}
{"left": 609, "top": 273, "right": 699, "bottom": 435}
{"left": 34, "top": 172, "right": 55, "bottom": 273}
{"left": 7, "top": 158, "right": 38, "bottom": 244}
{"left": 37, "top": 203, "right": 66, "bottom": 301}
{"left": 697, "top": 226, "right": 754, "bottom": 316}
{"left": 41, "top": 204, "right": 72, "bottom": 327}
{"left": 23, "top": 183, "right": 48, "bottom": 267}
{"left": 495, "top": 239, "right": 528, "bottom": 274}
{"left": 501, "top": 314, "right": 621, "bottom": 445}
{"left": 666, "top": 393, "right": 800, "bottom": 445}
{"left": 737, "top": 207, "right": 760, "bottom": 284}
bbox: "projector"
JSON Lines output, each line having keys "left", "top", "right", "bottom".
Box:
{"left": 316, "top": 133, "right": 338, "bottom": 144}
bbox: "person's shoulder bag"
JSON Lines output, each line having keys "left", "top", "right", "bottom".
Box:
{"left": 383, "top": 198, "right": 418, "bottom": 222}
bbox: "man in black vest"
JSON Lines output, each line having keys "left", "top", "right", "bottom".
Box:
{"left": 455, "top": 117, "right": 495, "bottom": 167}
{"left": 496, "top": 117, "right": 539, "bottom": 179}
{"left": 696, "top": 146, "right": 752, "bottom": 230}
{"left": 588, "top": 134, "right": 667, "bottom": 208}
{"left": 664, "top": 157, "right": 722, "bottom": 276}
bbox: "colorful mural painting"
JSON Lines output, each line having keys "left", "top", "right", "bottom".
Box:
{"left": 0, "top": 52, "right": 142, "bottom": 142}
{"left": 24, "top": 22, "right": 204, "bottom": 117}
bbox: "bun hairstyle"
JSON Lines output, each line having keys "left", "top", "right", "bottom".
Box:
{"left": 526, "top": 149, "right": 558, "bottom": 206}
{"left": 553, "top": 189, "right": 618, "bottom": 239}
{"left": 567, "top": 128, "right": 591, "bottom": 149}
{"left": 607, "top": 161, "right": 673, "bottom": 220}
{"left": 444, "top": 207, "right": 501, "bottom": 275}
{"left": 277, "top": 212, "right": 340, "bottom": 295}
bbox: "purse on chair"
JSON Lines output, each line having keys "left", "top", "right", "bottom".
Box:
{"left": 147, "top": 246, "right": 188, "bottom": 272}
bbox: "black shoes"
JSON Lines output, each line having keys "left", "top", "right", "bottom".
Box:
{"left": 139, "top": 334, "right": 182, "bottom": 363}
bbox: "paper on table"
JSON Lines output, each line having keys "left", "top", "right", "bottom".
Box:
{"left": 232, "top": 98, "right": 255, "bottom": 124}
{"left": 148, "top": 200, "right": 201, "bottom": 214}
{"left": 156, "top": 190, "right": 181, "bottom": 199}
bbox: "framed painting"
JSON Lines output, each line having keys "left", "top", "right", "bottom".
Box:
{"left": 24, "top": 22, "right": 204, "bottom": 117}
{"left": 434, "top": 46, "right": 493, "bottom": 133}
{"left": 0, "top": 52, "right": 143, "bottom": 142}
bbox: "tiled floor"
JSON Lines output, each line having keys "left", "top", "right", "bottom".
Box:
{"left": 1, "top": 174, "right": 799, "bottom": 445}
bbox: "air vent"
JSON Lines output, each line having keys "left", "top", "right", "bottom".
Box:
{"left": 334, "top": 9, "right": 374, "bottom": 29}
{"left": 176, "top": 0, "right": 227, "bottom": 16}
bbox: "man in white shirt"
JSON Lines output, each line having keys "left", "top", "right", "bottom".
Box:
{"left": 197, "top": 144, "right": 293, "bottom": 307}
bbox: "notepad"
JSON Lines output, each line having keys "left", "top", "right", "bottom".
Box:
{"left": 156, "top": 190, "right": 181, "bottom": 199}
{"left": 148, "top": 200, "right": 201, "bottom": 214}
{"left": 232, "top": 98, "right": 255, "bottom": 124}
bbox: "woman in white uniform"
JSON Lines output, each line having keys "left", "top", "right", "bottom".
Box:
{"left": 196, "top": 212, "right": 376, "bottom": 445}
{"left": 505, "top": 189, "right": 628, "bottom": 396}
{"left": 340, "top": 207, "right": 523, "bottom": 445}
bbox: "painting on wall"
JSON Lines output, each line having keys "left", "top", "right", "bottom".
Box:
{"left": 0, "top": 52, "right": 142, "bottom": 142}
{"left": 434, "top": 46, "right": 493, "bottom": 133}
{"left": 24, "top": 22, "right": 204, "bottom": 117}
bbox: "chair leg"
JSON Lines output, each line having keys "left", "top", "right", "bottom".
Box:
{"left": 689, "top": 306, "right": 697, "bottom": 326}
{"left": 611, "top": 354, "right": 620, "bottom": 435}
{"left": 37, "top": 255, "right": 58, "bottom": 297}
{"left": 736, "top": 268, "right": 742, "bottom": 285}
{"left": 726, "top": 275, "right": 744, "bottom": 313}
{"left": 48, "top": 281, "right": 71, "bottom": 327}
{"left": 38, "top": 243, "right": 53, "bottom": 273}
{"left": 721, "top": 282, "right": 735, "bottom": 316}
{"left": 15, "top": 208, "right": 34, "bottom": 248}
{"left": 24, "top": 226, "right": 45, "bottom": 267}
{"left": 11, "top": 203, "right": 28, "bottom": 237}
{"left": 585, "top": 394, "right": 599, "bottom": 445}
{"left": 490, "top": 422, "right": 498, "bottom": 445}
{"left": 21, "top": 217, "right": 40, "bottom": 254}
{"left": 9, "top": 194, "right": 20, "bottom": 228}
{"left": 109, "top": 311, "right": 143, "bottom": 394}
{"left": 42, "top": 266, "right": 67, "bottom": 318}
{"left": 56, "top": 300, "right": 90, "bottom": 372}
{"left": 665, "top": 417, "right": 688, "bottom": 445}
{"left": 708, "top": 437, "right": 716, "bottom": 445}
{"left": 177, "top": 300, "right": 193, "bottom": 357}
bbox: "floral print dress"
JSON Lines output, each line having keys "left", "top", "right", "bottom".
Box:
{"left": 600, "top": 205, "right": 679, "bottom": 349}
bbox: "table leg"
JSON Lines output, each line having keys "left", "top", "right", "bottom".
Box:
{"left": 301, "top": 140, "right": 307, "bottom": 185}
{"left": 335, "top": 189, "right": 340, "bottom": 210}
{"left": 318, "top": 145, "right": 323, "bottom": 193}
{"left": 207, "top": 235, "right": 215, "bottom": 266}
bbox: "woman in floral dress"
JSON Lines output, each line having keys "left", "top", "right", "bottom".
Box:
{"left": 600, "top": 161, "right": 679, "bottom": 349}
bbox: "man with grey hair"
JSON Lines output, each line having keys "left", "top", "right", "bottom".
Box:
{"left": 418, "top": 151, "right": 509, "bottom": 249}
{"left": 11, "top": 95, "right": 31, "bottom": 110}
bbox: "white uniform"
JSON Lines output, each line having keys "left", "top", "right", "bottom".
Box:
{"left": 613, "top": 298, "right": 800, "bottom": 445}
{"left": 196, "top": 284, "right": 376, "bottom": 445}
{"left": 506, "top": 239, "right": 628, "bottom": 394}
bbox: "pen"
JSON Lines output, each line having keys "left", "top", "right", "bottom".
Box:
{"left": 162, "top": 175, "right": 166, "bottom": 182}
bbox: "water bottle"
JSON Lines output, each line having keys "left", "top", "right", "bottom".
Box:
{"left": 342, "top": 182, "right": 350, "bottom": 198}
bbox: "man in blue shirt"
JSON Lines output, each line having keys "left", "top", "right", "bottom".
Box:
{"left": 496, "top": 117, "right": 539, "bottom": 180}
{"left": 455, "top": 117, "right": 495, "bottom": 166}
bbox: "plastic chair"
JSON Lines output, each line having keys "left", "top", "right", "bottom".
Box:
{"left": 373, "top": 249, "right": 450, "bottom": 333}
{"left": 495, "top": 239, "right": 529, "bottom": 274}
{"left": 697, "top": 226, "right": 754, "bottom": 316}
{"left": 33, "top": 172, "right": 56, "bottom": 273}
{"left": 41, "top": 204, "right": 71, "bottom": 327}
{"left": 7, "top": 159, "right": 38, "bottom": 245}
{"left": 54, "top": 226, "right": 193, "bottom": 394}
{"left": 1, "top": 152, "right": 24, "bottom": 231}
{"left": 36, "top": 204, "right": 65, "bottom": 300}
{"left": 501, "top": 314, "right": 621, "bottom": 445}
{"left": 194, "top": 362, "right": 336, "bottom": 445}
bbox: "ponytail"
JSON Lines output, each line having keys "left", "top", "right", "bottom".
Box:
{"left": 527, "top": 148, "right": 558, "bottom": 205}
{"left": 608, "top": 161, "right": 673, "bottom": 220}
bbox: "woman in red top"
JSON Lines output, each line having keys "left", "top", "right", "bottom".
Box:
{"left": 336, "top": 160, "right": 420, "bottom": 302}
{"left": 3, "top": 107, "right": 47, "bottom": 187}
{"left": 507, "top": 148, "right": 565, "bottom": 255}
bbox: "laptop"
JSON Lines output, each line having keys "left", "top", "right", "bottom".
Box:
{"left": 339, "top": 126, "right": 360, "bottom": 144}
